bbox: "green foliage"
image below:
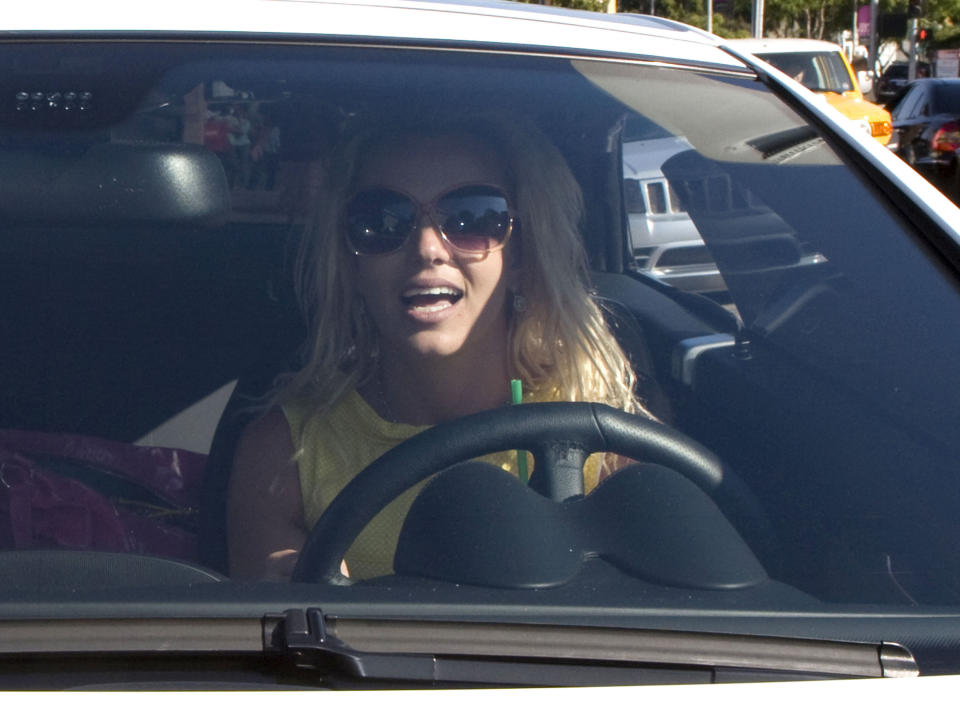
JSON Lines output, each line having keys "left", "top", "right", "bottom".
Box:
{"left": 511, "top": 0, "right": 960, "bottom": 45}
{"left": 934, "top": 24, "right": 960, "bottom": 49}
{"left": 513, "top": 0, "right": 608, "bottom": 10}
{"left": 925, "top": 0, "right": 960, "bottom": 28}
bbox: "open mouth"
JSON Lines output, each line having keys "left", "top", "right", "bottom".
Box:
{"left": 401, "top": 286, "right": 464, "bottom": 313}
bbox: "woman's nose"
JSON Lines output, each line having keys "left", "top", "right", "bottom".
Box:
{"left": 412, "top": 218, "right": 450, "bottom": 264}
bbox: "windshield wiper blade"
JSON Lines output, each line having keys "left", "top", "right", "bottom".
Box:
{"left": 0, "top": 609, "right": 919, "bottom": 687}
{"left": 264, "top": 608, "right": 919, "bottom": 683}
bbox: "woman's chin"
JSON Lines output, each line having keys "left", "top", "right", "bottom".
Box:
{"left": 400, "top": 333, "right": 468, "bottom": 359}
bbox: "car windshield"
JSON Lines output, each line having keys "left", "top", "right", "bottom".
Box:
{"left": 3, "top": 22, "right": 960, "bottom": 686}
{"left": 757, "top": 50, "right": 855, "bottom": 94}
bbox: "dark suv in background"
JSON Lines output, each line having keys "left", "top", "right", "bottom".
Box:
{"left": 878, "top": 62, "right": 932, "bottom": 105}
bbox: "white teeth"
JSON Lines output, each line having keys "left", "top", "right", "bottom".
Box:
{"left": 402, "top": 286, "right": 462, "bottom": 299}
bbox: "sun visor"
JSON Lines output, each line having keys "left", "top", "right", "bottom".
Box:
{"left": 0, "top": 142, "right": 231, "bottom": 225}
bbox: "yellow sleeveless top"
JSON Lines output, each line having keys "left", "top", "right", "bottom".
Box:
{"left": 283, "top": 388, "right": 602, "bottom": 580}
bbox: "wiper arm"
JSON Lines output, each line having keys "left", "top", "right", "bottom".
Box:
{"left": 265, "top": 608, "right": 919, "bottom": 683}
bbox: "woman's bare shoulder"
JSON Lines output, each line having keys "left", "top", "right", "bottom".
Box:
{"left": 234, "top": 406, "right": 295, "bottom": 461}
{"left": 228, "top": 405, "right": 306, "bottom": 580}
{"left": 231, "top": 406, "right": 300, "bottom": 500}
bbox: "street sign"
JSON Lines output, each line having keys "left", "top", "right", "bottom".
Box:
{"left": 937, "top": 49, "right": 959, "bottom": 78}
{"left": 858, "top": 6, "right": 871, "bottom": 37}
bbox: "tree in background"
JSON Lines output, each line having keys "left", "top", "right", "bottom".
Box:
{"left": 514, "top": 0, "right": 609, "bottom": 9}
{"left": 514, "top": 0, "right": 960, "bottom": 45}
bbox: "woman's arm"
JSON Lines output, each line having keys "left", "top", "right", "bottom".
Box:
{"left": 227, "top": 407, "right": 307, "bottom": 581}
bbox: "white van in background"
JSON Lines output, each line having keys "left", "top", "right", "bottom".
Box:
{"left": 623, "top": 132, "right": 725, "bottom": 294}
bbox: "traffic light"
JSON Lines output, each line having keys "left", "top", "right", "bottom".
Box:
{"left": 908, "top": 0, "right": 923, "bottom": 18}
{"left": 917, "top": 26, "right": 934, "bottom": 44}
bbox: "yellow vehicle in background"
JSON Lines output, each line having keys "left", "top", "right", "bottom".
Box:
{"left": 728, "top": 38, "right": 894, "bottom": 146}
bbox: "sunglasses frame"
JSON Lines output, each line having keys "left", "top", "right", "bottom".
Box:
{"left": 344, "top": 182, "right": 517, "bottom": 257}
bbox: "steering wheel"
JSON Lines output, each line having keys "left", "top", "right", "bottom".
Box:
{"left": 291, "top": 402, "right": 767, "bottom": 584}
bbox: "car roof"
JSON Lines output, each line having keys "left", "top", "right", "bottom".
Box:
{"left": 726, "top": 37, "right": 844, "bottom": 55}
{"left": 0, "top": 0, "right": 747, "bottom": 71}
{"left": 898, "top": 77, "right": 960, "bottom": 92}
{"left": 884, "top": 61, "right": 929, "bottom": 72}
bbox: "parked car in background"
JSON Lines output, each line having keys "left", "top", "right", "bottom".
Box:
{"left": 889, "top": 77, "right": 960, "bottom": 202}
{"left": 728, "top": 38, "right": 894, "bottom": 146}
{"left": 4, "top": 0, "right": 960, "bottom": 705}
{"left": 622, "top": 128, "right": 724, "bottom": 294}
{"left": 877, "top": 62, "right": 931, "bottom": 105}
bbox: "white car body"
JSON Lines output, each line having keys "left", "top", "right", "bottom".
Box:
{"left": 3, "top": 0, "right": 960, "bottom": 707}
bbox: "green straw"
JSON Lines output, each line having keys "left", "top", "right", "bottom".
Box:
{"left": 511, "top": 379, "right": 529, "bottom": 484}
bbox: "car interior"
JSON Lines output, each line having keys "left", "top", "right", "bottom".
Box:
{"left": 3, "top": 40, "right": 960, "bottom": 617}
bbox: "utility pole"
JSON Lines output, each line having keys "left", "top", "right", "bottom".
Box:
{"left": 908, "top": 0, "right": 921, "bottom": 81}
{"left": 852, "top": 0, "right": 859, "bottom": 51}
{"left": 707, "top": 0, "right": 713, "bottom": 33}
{"left": 752, "top": 0, "right": 764, "bottom": 37}
{"left": 908, "top": 18, "right": 918, "bottom": 80}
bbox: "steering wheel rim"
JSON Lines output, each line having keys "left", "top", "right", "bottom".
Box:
{"left": 291, "top": 402, "right": 766, "bottom": 584}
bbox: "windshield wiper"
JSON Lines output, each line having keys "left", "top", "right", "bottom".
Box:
{"left": 264, "top": 608, "right": 919, "bottom": 684}
{"left": 0, "top": 608, "right": 921, "bottom": 688}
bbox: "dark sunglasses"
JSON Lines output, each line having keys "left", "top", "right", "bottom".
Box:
{"left": 344, "top": 184, "right": 515, "bottom": 256}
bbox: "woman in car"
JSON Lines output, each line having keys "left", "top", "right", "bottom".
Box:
{"left": 227, "top": 112, "right": 653, "bottom": 581}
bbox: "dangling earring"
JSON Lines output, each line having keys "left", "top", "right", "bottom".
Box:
{"left": 512, "top": 290, "right": 528, "bottom": 314}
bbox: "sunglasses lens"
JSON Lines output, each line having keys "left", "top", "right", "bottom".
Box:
{"left": 436, "top": 186, "right": 512, "bottom": 253}
{"left": 345, "top": 188, "right": 416, "bottom": 254}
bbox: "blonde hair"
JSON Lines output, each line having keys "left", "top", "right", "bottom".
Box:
{"left": 271, "top": 112, "right": 651, "bottom": 423}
